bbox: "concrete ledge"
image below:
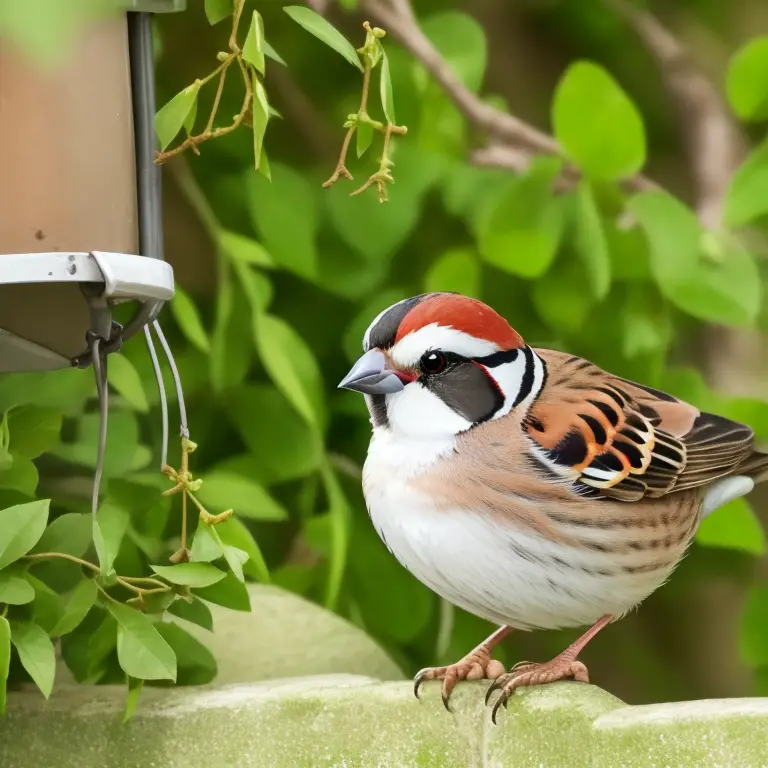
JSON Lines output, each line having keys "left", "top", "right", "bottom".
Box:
{"left": 3, "top": 678, "right": 768, "bottom": 767}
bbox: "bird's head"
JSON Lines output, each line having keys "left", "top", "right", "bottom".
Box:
{"left": 339, "top": 293, "right": 545, "bottom": 438}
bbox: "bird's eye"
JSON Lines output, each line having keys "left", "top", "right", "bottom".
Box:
{"left": 420, "top": 351, "right": 447, "bottom": 374}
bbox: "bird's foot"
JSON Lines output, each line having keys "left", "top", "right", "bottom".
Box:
{"left": 414, "top": 649, "right": 506, "bottom": 711}
{"left": 485, "top": 653, "right": 590, "bottom": 724}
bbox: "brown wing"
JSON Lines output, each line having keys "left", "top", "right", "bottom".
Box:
{"left": 527, "top": 349, "right": 768, "bottom": 501}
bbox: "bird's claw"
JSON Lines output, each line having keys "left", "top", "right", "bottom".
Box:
{"left": 485, "top": 657, "right": 590, "bottom": 723}
{"left": 413, "top": 654, "right": 505, "bottom": 710}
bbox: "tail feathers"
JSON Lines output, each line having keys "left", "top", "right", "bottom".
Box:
{"left": 736, "top": 451, "right": 768, "bottom": 484}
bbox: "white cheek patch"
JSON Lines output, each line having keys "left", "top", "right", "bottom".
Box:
{"left": 390, "top": 324, "right": 500, "bottom": 368}
{"left": 387, "top": 382, "right": 473, "bottom": 439}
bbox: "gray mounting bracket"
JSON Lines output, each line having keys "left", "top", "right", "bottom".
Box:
{"left": 0, "top": 251, "right": 174, "bottom": 372}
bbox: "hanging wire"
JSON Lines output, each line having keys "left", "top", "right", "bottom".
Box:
{"left": 89, "top": 334, "right": 109, "bottom": 521}
{"left": 144, "top": 324, "right": 169, "bottom": 468}
{"left": 152, "top": 320, "right": 188, "bottom": 439}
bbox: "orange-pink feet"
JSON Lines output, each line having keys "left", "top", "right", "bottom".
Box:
{"left": 414, "top": 649, "right": 506, "bottom": 711}
{"left": 485, "top": 654, "right": 590, "bottom": 723}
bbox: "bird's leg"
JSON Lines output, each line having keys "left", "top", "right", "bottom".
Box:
{"left": 485, "top": 614, "right": 614, "bottom": 723}
{"left": 414, "top": 625, "right": 512, "bottom": 710}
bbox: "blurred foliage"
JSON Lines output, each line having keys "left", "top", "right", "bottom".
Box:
{"left": 2, "top": 0, "right": 768, "bottom": 711}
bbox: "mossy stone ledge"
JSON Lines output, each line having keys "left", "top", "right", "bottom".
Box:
{"left": 8, "top": 584, "right": 768, "bottom": 767}
{"left": 3, "top": 679, "right": 768, "bottom": 767}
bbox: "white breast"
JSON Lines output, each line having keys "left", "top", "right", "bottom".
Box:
{"left": 363, "top": 429, "right": 677, "bottom": 631}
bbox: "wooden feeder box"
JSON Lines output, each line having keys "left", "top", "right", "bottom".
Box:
{"left": 0, "top": 1, "right": 184, "bottom": 372}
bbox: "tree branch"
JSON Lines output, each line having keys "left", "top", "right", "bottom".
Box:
{"left": 602, "top": 0, "right": 745, "bottom": 227}
{"left": 357, "top": 0, "right": 657, "bottom": 192}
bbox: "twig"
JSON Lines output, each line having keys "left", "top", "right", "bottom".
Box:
{"left": 351, "top": 121, "right": 398, "bottom": 201}
{"left": 23, "top": 553, "right": 173, "bottom": 598}
{"left": 323, "top": 22, "right": 407, "bottom": 191}
{"left": 472, "top": 145, "right": 660, "bottom": 194}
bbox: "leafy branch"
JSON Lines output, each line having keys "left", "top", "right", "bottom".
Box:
{"left": 163, "top": 436, "right": 233, "bottom": 564}
{"left": 23, "top": 552, "right": 170, "bottom": 601}
{"left": 320, "top": 21, "right": 407, "bottom": 202}
{"left": 154, "top": 0, "right": 272, "bottom": 174}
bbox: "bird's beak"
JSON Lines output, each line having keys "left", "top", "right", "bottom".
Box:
{"left": 338, "top": 349, "right": 406, "bottom": 395}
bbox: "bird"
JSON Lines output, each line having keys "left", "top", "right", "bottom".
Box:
{"left": 338, "top": 291, "right": 768, "bottom": 722}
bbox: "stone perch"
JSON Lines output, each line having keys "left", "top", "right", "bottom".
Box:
{"left": 2, "top": 585, "right": 766, "bottom": 767}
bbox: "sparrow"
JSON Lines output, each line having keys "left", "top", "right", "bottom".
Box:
{"left": 338, "top": 292, "right": 768, "bottom": 722}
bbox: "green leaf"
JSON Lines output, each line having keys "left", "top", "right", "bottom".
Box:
{"left": 0, "top": 446, "right": 11, "bottom": 473}
{"left": 379, "top": 51, "right": 395, "bottom": 122}
{"left": 10, "top": 621, "right": 55, "bottom": 698}
{"left": 196, "top": 471, "right": 288, "bottom": 522}
{"left": 32, "top": 513, "right": 91, "bottom": 558}
{"left": 629, "top": 192, "right": 761, "bottom": 326}
{"left": 223, "top": 546, "right": 248, "bottom": 583}
{"left": 209, "top": 270, "right": 252, "bottom": 395}
{"left": 194, "top": 572, "right": 251, "bottom": 612}
{"left": 0, "top": 573, "right": 34, "bottom": 605}
{"left": 108, "top": 602, "right": 177, "bottom": 681}
{"left": 93, "top": 502, "right": 129, "bottom": 580}
{"left": 224, "top": 385, "right": 323, "bottom": 484}
{"left": 6, "top": 406, "right": 62, "bottom": 459}
{"left": 242, "top": 10, "right": 265, "bottom": 74}
{"left": 204, "top": 0, "right": 232, "bottom": 25}
{"left": 740, "top": 586, "right": 768, "bottom": 665}
{"left": 320, "top": 462, "right": 350, "bottom": 611}
{"left": 356, "top": 120, "right": 373, "bottom": 159}
{"left": 724, "top": 140, "right": 768, "bottom": 227}
{"left": 424, "top": 248, "right": 480, "bottom": 297}
{"left": 696, "top": 499, "right": 766, "bottom": 555}
{"left": 0, "top": 369, "right": 91, "bottom": 414}
{"left": 255, "top": 315, "right": 325, "bottom": 430}
{"left": 183, "top": 94, "right": 197, "bottom": 135}
{"left": 263, "top": 39, "right": 286, "bottom": 67}
{"left": 154, "top": 82, "right": 201, "bottom": 151}
{"left": 532, "top": 258, "right": 594, "bottom": 333}
{"left": 55, "top": 411, "right": 142, "bottom": 479}
{"left": 258, "top": 145, "right": 272, "bottom": 181}
{"left": 156, "top": 622, "right": 217, "bottom": 685}
{"left": 150, "top": 563, "right": 226, "bottom": 588}
{"left": 478, "top": 158, "right": 566, "bottom": 278}
{"left": 621, "top": 287, "right": 672, "bottom": 359}
{"left": 232, "top": 260, "right": 273, "bottom": 315}
{"left": 0, "top": 617, "right": 9, "bottom": 715}
{"left": 251, "top": 70, "right": 270, "bottom": 172}
{"left": 0, "top": 454, "right": 37, "bottom": 496}
{"left": 247, "top": 164, "right": 318, "bottom": 278}
{"left": 190, "top": 523, "right": 224, "bottom": 564}
{"left": 216, "top": 517, "right": 270, "bottom": 583}
{"left": 283, "top": 6, "right": 363, "bottom": 72}
{"left": 107, "top": 354, "right": 149, "bottom": 413}
{"left": 219, "top": 229, "right": 274, "bottom": 267}
{"left": 0, "top": 500, "right": 49, "bottom": 570}
{"left": 552, "top": 61, "right": 646, "bottom": 180}
{"left": 421, "top": 11, "right": 487, "bottom": 92}
{"left": 123, "top": 677, "right": 143, "bottom": 723}
{"left": 170, "top": 286, "right": 210, "bottom": 353}
{"left": 26, "top": 575, "right": 63, "bottom": 635}
{"left": 49, "top": 579, "right": 98, "bottom": 638}
{"left": 572, "top": 181, "right": 610, "bottom": 299}
{"left": 0, "top": 412, "right": 8, "bottom": 451}
{"left": 726, "top": 36, "right": 768, "bottom": 121}
{"left": 168, "top": 596, "right": 214, "bottom": 631}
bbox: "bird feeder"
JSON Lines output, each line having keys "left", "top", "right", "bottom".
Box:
{"left": 0, "top": 1, "right": 184, "bottom": 373}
